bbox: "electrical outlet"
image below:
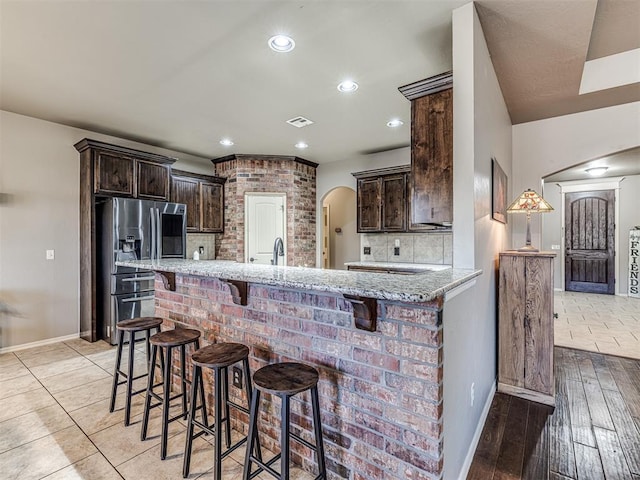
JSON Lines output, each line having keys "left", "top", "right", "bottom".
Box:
{"left": 394, "top": 247, "right": 400, "bottom": 256}
{"left": 470, "top": 382, "right": 475, "bottom": 407}
{"left": 232, "top": 366, "right": 243, "bottom": 389}
{"left": 363, "top": 246, "right": 371, "bottom": 255}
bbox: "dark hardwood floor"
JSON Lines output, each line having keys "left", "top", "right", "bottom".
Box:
{"left": 468, "top": 347, "right": 640, "bottom": 480}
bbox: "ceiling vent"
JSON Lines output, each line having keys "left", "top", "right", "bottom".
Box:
{"left": 286, "top": 116, "right": 314, "bottom": 128}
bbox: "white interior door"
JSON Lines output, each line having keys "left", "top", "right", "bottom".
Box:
{"left": 245, "top": 193, "right": 286, "bottom": 265}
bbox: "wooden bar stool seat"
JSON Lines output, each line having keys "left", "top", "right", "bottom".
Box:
{"left": 141, "top": 327, "right": 201, "bottom": 460}
{"left": 243, "top": 362, "right": 327, "bottom": 480}
{"left": 109, "top": 316, "right": 163, "bottom": 426}
{"left": 183, "top": 342, "right": 261, "bottom": 479}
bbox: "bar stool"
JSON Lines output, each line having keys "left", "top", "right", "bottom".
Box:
{"left": 109, "top": 316, "right": 164, "bottom": 426}
{"left": 141, "top": 327, "right": 201, "bottom": 460}
{"left": 243, "top": 362, "right": 327, "bottom": 480}
{"left": 183, "top": 342, "right": 261, "bottom": 479}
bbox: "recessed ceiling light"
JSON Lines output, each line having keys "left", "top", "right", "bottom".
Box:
{"left": 386, "top": 119, "right": 404, "bottom": 128}
{"left": 268, "top": 35, "right": 295, "bottom": 53}
{"left": 337, "top": 80, "right": 358, "bottom": 93}
{"left": 294, "top": 141, "right": 308, "bottom": 149}
{"left": 585, "top": 166, "right": 608, "bottom": 176}
{"left": 219, "top": 138, "right": 234, "bottom": 146}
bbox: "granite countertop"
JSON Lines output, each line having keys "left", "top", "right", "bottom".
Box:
{"left": 344, "top": 261, "right": 452, "bottom": 271}
{"left": 116, "top": 259, "right": 481, "bottom": 303}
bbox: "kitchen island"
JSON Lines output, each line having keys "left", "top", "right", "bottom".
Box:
{"left": 116, "top": 259, "right": 481, "bottom": 480}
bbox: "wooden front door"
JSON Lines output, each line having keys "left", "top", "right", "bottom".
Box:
{"left": 565, "top": 190, "right": 615, "bottom": 294}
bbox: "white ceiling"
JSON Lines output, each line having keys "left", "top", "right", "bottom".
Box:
{"left": 1, "top": 0, "right": 639, "bottom": 167}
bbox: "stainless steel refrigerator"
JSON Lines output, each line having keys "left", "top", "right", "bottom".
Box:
{"left": 97, "top": 197, "right": 186, "bottom": 344}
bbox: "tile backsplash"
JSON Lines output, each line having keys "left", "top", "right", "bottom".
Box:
{"left": 186, "top": 233, "right": 216, "bottom": 260}
{"left": 361, "top": 232, "right": 452, "bottom": 264}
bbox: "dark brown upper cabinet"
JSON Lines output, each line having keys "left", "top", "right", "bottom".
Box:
{"left": 410, "top": 88, "right": 453, "bottom": 227}
{"left": 200, "top": 182, "right": 224, "bottom": 232}
{"left": 357, "top": 177, "right": 382, "bottom": 232}
{"left": 170, "top": 174, "right": 200, "bottom": 231}
{"left": 170, "top": 170, "right": 225, "bottom": 233}
{"left": 94, "top": 150, "right": 135, "bottom": 197}
{"left": 137, "top": 159, "right": 170, "bottom": 200}
{"left": 353, "top": 166, "right": 409, "bottom": 233}
{"left": 399, "top": 71, "right": 453, "bottom": 228}
{"left": 76, "top": 139, "right": 175, "bottom": 201}
{"left": 381, "top": 174, "right": 407, "bottom": 231}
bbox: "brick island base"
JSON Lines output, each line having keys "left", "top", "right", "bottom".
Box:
{"left": 155, "top": 273, "right": 445, "bottom": 480}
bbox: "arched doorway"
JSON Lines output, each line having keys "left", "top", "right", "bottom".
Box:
{"left": 321, "top": 187, "right": 359, "bottom": 269}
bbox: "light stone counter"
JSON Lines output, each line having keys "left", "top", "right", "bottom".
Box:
{"left": 116, "top": 258, "right": 480, "bottom": 303}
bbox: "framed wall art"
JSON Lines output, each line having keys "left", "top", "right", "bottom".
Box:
{"left": 492, "top": 158, "right": 508, "bottom": 224}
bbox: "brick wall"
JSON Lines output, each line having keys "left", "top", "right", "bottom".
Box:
{"left": 155, "top": 274, "right": 445, "bottom": 480}
{"left": 213, "top": 155, "right": 317, "bottom": 267}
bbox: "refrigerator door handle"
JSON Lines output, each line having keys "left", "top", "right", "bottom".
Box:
{"left": 155, "top": 208, "right": 161, "bottom": 259}
{"left": 150, "top": 207, "right": 156, "bottom": 260}
{"left": 121, "top": 295, "right": 155, "bottom": 303}
{"left": 121, "top": 276, "right": 156, "bottom": 282}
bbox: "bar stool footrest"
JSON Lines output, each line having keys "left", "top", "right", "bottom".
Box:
{"left": 290, "top": 432, "right": 318, "bottom": 452}
{"left": 246, "top": 453, "right": 282, "bottom": 480}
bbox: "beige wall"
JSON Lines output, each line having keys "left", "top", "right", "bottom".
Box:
{"left": 0, "top": 110, "right": 209, "bottom": 350}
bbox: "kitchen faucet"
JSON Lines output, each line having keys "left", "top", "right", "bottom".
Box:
{"left": 272, "top": 237, "right": 284, "bottom": 265}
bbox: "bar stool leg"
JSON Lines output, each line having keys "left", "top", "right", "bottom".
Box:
{"left": 109, "top": 329, "right": 125, "bottom": 413}
{"left": 242, "top": 389, "right": 261, "bottom": 480}
{"left": 124, "top": 330, "right": 136, "bottom": 426}
{"left": 281, "top": 395, "right": 290, "bottom": 480}
{"left": 183, "top": 365, "right": 201, "bottom": 478}
{"left": 214, "top": 367, "right": 223, "bottom": 480}
{"left": 242, "top": 358, "right": 262, "bottom": 463}
{"left": 223, "top": 367, "right": 232, "bottom": 448}
{"left": 160, "top": 345, "right": 172, "bottom": 460}
{"left": 311, "top": 386, "right": 327, "bottom": 479}
{"left": 180, "top": 344, "right": 188, "bottom": 416}
{"left": 141, "top": 344, "right": 158, "bottom": 441}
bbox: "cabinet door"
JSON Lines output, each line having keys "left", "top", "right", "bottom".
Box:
{"left": 201, "top": 182, "right": 224, "bottom": 233}
{"left": 381, "top": 174, "right": 407, "bottom": 231}
{"left": 498, "top": 254, "right": 526, "bottom": 388}
{"left": 357, "top": 178, "right": 381, "bottom": 232}
{"left": 137, "top": 160, "right": 170, "bottom": 200}
{"left": 411, "top": 89, "right": 453, "bottom": 226}
{"left": 94, "top": 151, "right": 134, "bottom": 196}
{"left": 523, "top": 256, "right": 554, "bottom": 396}
{"left": 171, "top": 176, "right": 200, "bottom": 232}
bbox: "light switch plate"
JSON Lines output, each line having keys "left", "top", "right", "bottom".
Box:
{"left": 46, "top": 249, "right": 55, "bottom": 260}
{"left": 551, "top": 244, "right": 561, "bottom": 250}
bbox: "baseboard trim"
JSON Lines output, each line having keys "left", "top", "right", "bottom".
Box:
{"left": 0, "top": 333, "right": 79, "bottom": 354}
{"left": 457, "top": 380, "right": 497, "bottom": 480}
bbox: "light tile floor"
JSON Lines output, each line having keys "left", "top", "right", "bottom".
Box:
{"left": 0, "top": 338, "right": 315, "bottom": 480}
{"left": 554, "top": 291, "right": 640, "bottom": 359}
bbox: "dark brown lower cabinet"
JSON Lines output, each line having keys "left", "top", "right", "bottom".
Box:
{"left": 498, "top": 251, "right": 556, "bottom": 406}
